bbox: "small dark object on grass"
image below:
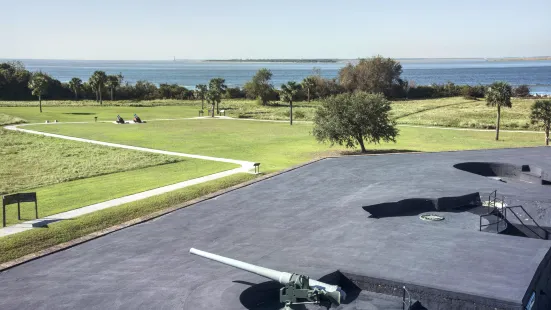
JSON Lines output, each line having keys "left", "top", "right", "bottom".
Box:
{"left": 133, "top": 114, "right": 146, "bottom": 123}
{"left": 116, "top": 115, "right": 125, "bottom": 124}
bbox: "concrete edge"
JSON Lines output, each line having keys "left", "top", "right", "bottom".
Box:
{"left": 339, "top": 270, "right": 522, "bottom": 308}
{"left": 0, "top": 156, "right": 328, "bottom": 272}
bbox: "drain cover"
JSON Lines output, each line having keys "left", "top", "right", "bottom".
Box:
{"left": 420, "top": 214, "right": 445, "bottom": 221}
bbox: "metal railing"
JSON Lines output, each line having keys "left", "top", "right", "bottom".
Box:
{"left": 506, "top": 206, "right": 550, "bottom": 240}
{"left": 402, "top": 286, "right": 412, "bottom": 310}
{"left": 479, "top": 190, "right": 507, "bottom": 233}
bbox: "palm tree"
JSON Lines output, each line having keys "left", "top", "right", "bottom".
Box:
{"left": 207, "top": 78, "right": 226, "bottom": 117}
{"left": 281, "top": 81, "right": 302, "bottom": 125}
{"left": 208, "top": 78, "right": 227, "bottom": 116}
{"left": 106, "top": 75, "right": 120, "bottom": 100}
{"left": 486, "top": 81, "right": 512, "bottom": 140}
{"left": 530, "top": 99, "right": 551, "bottom": 145}
{"left": 28, "top": 72, "right": 49, "bottom": 113}
{"left": 68, "top": 77, "right": 82, "bottom": 100}
{"left": 195, "top": 84, "right": 208, "bottom": 110}
{"left": 90, "top": 71, "right": 107, "bottom": 105}
{"left": 301, "top": 76, "right": 316, "bottom": 102}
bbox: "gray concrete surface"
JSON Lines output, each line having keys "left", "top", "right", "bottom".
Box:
{"left": 1, "top": 147, "right": 551, "bottom": 310}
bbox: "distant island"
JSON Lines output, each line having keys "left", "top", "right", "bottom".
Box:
{"left": 486, "top": 56, "right": 551, "bottom": 62}
{"left": 203, "top": 57, "right": 551, "bottom": 63}
{"left": 204, "top": 59, "right": 339, "bottom": 63}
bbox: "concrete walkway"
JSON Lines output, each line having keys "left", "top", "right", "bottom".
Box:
{"left": 1, "top": 121, "right": 257, "bottom": 238}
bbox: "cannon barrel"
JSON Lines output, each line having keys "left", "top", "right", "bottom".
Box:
{"left": 189, "top": 248, "right": 342, "bottom": 296}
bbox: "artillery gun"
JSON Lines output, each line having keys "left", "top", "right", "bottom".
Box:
{"left": 190, "top": 248, "right": 346, "bottom": 309}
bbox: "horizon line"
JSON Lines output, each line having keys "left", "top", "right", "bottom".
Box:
{"left": 1, "top": 56, "right": 550, "bottom": 62}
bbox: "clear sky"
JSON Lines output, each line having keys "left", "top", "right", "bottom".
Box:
{"left": 1, "top": 0, "right": 550, "bottom": 60}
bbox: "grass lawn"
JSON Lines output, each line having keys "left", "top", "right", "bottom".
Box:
{"left": 0, "top": 128, "right": 236, "bottom": 226}
{"left": 0, "top": 105, "right": 199, "bottom": 124}
{"left": 1, "top": 160, "right": 235, "bottom": 226}
{"left": 0, "top": 96, "right": 541, "bottom": 130}
{"left": 28, "top": 118, "right": 547, "bottom": 173}
{"left": 0, "top": 129, "right": 189, "bottom": 194}
{"left": 0, "top": 173, "right": 256, "bottom": 264}
{"left": 391, "top": 97, "right": 538, "bottom": 130}
{"left": 0, "top": 113, "right": 26, "bottom": 125}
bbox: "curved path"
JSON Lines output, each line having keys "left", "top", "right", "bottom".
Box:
{"left": 1, "top": 120, "right": 256, "bottom": 237}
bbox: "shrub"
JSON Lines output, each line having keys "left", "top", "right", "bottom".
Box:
{"left": 294, "top": 110, "right": 306, "bottom": 119}
{"left": 514, "top": 85, "right": 530, "bottom": 97}
{"left": 461, "top": 85, "right": 485, "bottom": 100}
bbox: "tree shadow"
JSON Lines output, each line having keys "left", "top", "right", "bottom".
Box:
{"left": 269, "top": 103, "right": 315, "bottom": 109}
{"left": 62, "top": 112, "right": 96, "bottom": 115}
{"left": 362, "top": 193, "right": 482, "bottom": 218}
{"left": 340, "top": 149, "right": 418, "bottom": 156}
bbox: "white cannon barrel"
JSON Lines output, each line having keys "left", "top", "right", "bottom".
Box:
{"left": 189, "top": 248, "right": 340, "bottom": 294}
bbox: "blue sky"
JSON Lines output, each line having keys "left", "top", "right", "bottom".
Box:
{"left": 1, "top": 0, "right": 550, "bottom": 60}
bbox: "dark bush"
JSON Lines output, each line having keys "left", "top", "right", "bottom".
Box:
{"left": 224, "top": 87, "right": 246, "bottom": 99}
{"left": 514, "top": 85, "right": 530, "bottom": 97}
{"left": 461, "top": 85, "right": 485, "bottom": 100}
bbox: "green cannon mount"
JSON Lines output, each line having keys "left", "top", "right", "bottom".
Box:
{"left": 280, "top": 273, "right": 339, "bottom": 310}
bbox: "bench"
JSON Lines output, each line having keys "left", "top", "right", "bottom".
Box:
{"left": 198, "top": 110, "right": 204, "bottom": 117}
{"left": 2, "top": 192, "right": 38, "bottom": 227}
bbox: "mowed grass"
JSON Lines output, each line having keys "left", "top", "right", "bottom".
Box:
{"left": 392, "top": 97, "right": 538, "bottom": 130}
{"left": 0, "top": 128, "right": 236, "bottom": 226}
{"left": 0, "top": 96, "right": 541, "bottom": 130}
{"left": 28, "top": 118, "right": 547, "bottom": 173}
{"left": 0, "top": 105, "right": 199, "bottom": 123}
{"left": 0, "top": 173, "right": 256, "bottom": 264}
{"left": 0, "top": 113, "right": 26, "bottom": 125}
{"left": 0, "top": 99, "right": 196, "bottom": 107}
{"left": 0, "top": 129, "right": 185, "bottom": 194}
{"left": 1, "top": 160, "right": 235, "bottom": 226}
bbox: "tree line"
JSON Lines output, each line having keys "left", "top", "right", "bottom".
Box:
{"left": 2, "top": 57, "right": 550, "bottom": 147}
{"left": 1, "top": 58, "right": 536, "bottom": 106}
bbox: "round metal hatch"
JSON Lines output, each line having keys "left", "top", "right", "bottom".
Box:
{"left": 420, "top": 214, "right": 445, "bottom": 221}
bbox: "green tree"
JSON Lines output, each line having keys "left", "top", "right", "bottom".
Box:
{"left": 243, "top": 68, "right": 273, "bottom": 105}
{"left": 338, "top": 56, "right": 403, "bottom": 97}
{"left": 105, "top": 75, "right": 121, "bottom": 100}
{"left": 90, "top": 71, "right": 107, "bottom": 105}
{"left": 195, "top": 84, "right": 208, "bottom": 110}
{"left": 301, "top": 76, "right": 316, "bottom": 102}
{"left": 68, "top": 77, "right": 82, "bottom": 100}
{"left": 486, "top": 81, "right": 513, "bottom": 140}
{"left": 28, "top": 72, "right": 49, "bottom": 113}
{"left": 207, "top": 78, "right": 226, "bottom": 117}
{"left": 313, "top": 92, "right": 398, "bottom": 153}
{"left": 280, "top": 81, "right": 301, "bottom": 125}
{"left": 514, "top": 85, "right": 531, "bottom": 98}
{"left": 530, "top": 99, "right": 551, "bottom": 146}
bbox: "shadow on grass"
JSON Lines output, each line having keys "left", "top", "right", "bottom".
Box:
{"left": 63, "top": 112, "right": 97, "bottom": 115}
{"left": 268, "top": 102, "right": 317, "bottom": 108}
{"left": 340, "top": 149, "right": 418, "bottom": 156}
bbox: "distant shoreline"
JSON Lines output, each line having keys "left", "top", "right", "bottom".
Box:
{"left": 203, "top": 57, "right": 551, "bottom": 64}
{"left": 2, "top": 57, "right": 550, "bottom": 63}
{"left": 204, "top": 59, "right": 340, "bottom": 63}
